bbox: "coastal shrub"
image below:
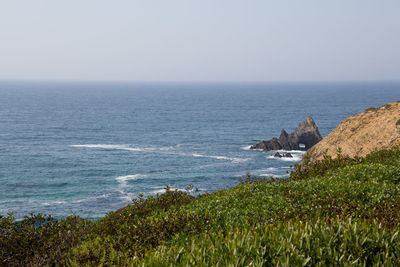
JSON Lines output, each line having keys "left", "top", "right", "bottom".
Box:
{"left": 379, "top": 103, "right": 392, "bottom": 110}
{"left": 69, "top": 210, "right": 208, "bottom": 266}
{"left": 239, "top": 172, "right": 281, "bottom": 184}
{"left": 65, "top": 187, "right": 206, "bottom": 265}
{"left": 396, "top": 119, "right": 400, "bottom": 126}
{"left": 93, "top": 186, "right": 196, "bottom": 236}
{"left": 365, "top": 107, "right": 376, "bottom": 112}
{"left": 177, "top": 162, "right": 400, "bottom": 236}
{"left": 68, "top": 236, "right": 135, "bottom": 266}
{"left": 140, "top": 218, "right": 400, "bottom": 266}
{"left": 0, "top": 187, "right": 198, "bottom": 266}
{"left": 0, "top": 214, "right": 91, "bottom": 266}
{"left": 290, "top": 146, "right": 400, "bottom": 181}
{"left": 290, "top": 148, "right": 355, "bottom": 181}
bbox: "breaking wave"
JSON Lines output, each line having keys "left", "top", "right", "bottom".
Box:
{"left": 266, "top": 154, "right": 302, "bottom": 162}
{"left": 70, "top": 144, "right": 180, "bottom": 152}
{"left": 191, "top": 153, "right": 249, "bottom": 163}
{"left": 116, "top": 174, "right": 147, "bottom": 184}
{"left": 74, "top": 194, "right": 110, "bottom": 204}
{"left": 71, "top": 144, "right": 151, "bottom": 152}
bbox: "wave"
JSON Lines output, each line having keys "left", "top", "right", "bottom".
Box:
{"left": 72, "top": 144, "right": 249, "bottom": 163}
{"left": 266, "top": 155, "right": 302, "bottom": 162}
{"left": 42, "top": 200, "right": 67, "bottom": 206}
{"left": 71, "top": 144, "right": 147, "bottom": 152}
{"left": 191, "top": 153, "right": 249, "bottom": 163}
{"left": 236, "top": 172, "right": 280, "bottom": 178}
{"left": 116, "top": 190, "right": 135, "bottom": 202}
{"left": 245, "top": 146, "right": 306, "bottom": 153}
{"left": 159, "top": 144, "right": 182, "bottom": 151}
{"left": 74, "top": 194, "right": 110, "bottom": 204}
{"left": 116, "top": 174, "right": 147, "bottom": 184}
{"left": 253, "top": 167, "right": 278, "bottom": 173}
{"left": 276, "top": 150, "right": 306, "bottom": 154}
{"left": 71, "top": 144, "right": 180, "bottom": 152}
{"left": 257, "top": 173, "right": 281, "bottom": 177}
{"left": 239, "top": 167, "right": 279, "bottom": 177}
{"left": 151, "top": 187, "right": 187, "bottom": 195}
{"left": 151, "top": 188, "right": 166, "bottom": 194}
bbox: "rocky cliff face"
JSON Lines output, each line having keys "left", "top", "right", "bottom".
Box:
{"left": 305, "top": 102, "right": 400, "bottom": 162}
{"left": 251, "top": 116, "right": 322, "bottom": 151}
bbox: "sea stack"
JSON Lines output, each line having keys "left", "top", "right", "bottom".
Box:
{"left": 250, "top": 116, "right": 322, "bottom": 151}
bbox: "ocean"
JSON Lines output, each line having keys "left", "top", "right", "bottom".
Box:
{"left": 1, "top": 81, "right": 399, "bottom": 220}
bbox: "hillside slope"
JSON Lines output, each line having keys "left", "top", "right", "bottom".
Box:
{"left": 306, "top": 101, "right": 400, "bottom": 162}
{"left": 2, "top": 148, "right": 400, "bottom": 266}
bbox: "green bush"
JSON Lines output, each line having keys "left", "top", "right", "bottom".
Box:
{"left": 0, "top": 214, "right": 91, "bottom": 266}
{"left": 365, "top": 107, "right": 377, "bottom": 112}
{"left": 140, "top": 218, "right": 400, "bottom": 266}
{"left": 290, "top": 146, "right": 400, "bottom": 181}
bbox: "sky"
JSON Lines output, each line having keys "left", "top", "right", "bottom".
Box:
{"left": 0, "top": 0, "right": 399, "bottom": 82}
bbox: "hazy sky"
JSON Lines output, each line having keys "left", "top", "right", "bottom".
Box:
{"left": 1, "top": 1, "right": 399, "bottom": 81}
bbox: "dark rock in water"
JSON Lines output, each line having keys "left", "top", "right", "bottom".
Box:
{"left": 250, "top": 116, "right": 322, "bottom": 152}
{"left": 274, "top": 152, "right": 293, "bottom": 158}
{"left": 251, "top": 137, "right": 282, "bottom": 150}
{"left": 294, "top": 116, "right": 323, "bottom": 150}
{"left": 278, "top": 130, "right": 291, "bottom": 150}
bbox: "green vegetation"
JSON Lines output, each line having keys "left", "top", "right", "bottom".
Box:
{"left": 365, "top": 107, "right": 377, "bottom": 112}
{"left": 141, "top": 219, "right": 399, "bottom": 266}
{"left": 1, "top": 148, "right": 400, "bottom": 266}
{"left": 382, "top": 104, "right": 392, "bottom": 110}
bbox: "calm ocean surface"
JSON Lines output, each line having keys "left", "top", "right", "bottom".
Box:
{"left": 1, "top": 81, "right": 399, "bottom": 219}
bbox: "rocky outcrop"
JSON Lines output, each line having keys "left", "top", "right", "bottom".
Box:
{"left": 305, "top": 102, "right": 400, "bottom": 162}
{"left": 251, "top": 116, "right": 322, "bottom": 151}
{"left": 274, "top": 152, "right": 293, "bottom": 158}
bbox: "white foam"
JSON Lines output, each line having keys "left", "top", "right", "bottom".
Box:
{"left": 151, "top": 187, "right": 186, "bottom": 194}
{"left": 116, "top": 190, "right": 135, "bottom": 202}
{"left": 241, "top": 145, "right": 252, "bottom": 150}
{"left": 71, "top": 144, "right": 148, "bottom": 152}
{"left": 242, "top": 167, "right": 279, "bottom": 177}
{"left": 74, "top": 194, "right": 109, "bottom": 203}
{"left": 72, "top": 144, "right": 248, "bottom": 163}
{"left": 42, "top": 200, "right": 66, "bottom": 206}
{"left": 70, "top": 144, "right": 183, "bottom": 153}
{"left": 266, "top": 155, "right": 302, "bottom": 162}
{"left": 258, "top": 173, "right": 280, "bottom": 177}
{"left": 159, "top": 144, "right": 181, "bottom": 151}
{"left": 259, "top": 167, "right": 278, "bottom": 172}
{"left": 116, "top": 174, "right": 147, "bottom": 183}
{"left": 151, "top": 189, "right": 166, "bottom": 194}
{"left": 276, "top": 150, "right": 306, "bottom": 154}
{"left": 191, "top": 153, "right": 249, "bottom": 163}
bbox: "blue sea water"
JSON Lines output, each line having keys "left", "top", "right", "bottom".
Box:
{"left": 1, "top": 81, "right": 399, "bottom": 220}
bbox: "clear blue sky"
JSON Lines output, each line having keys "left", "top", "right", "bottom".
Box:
{"left": 0, "top": 0, "right": 399, "bottom": 81}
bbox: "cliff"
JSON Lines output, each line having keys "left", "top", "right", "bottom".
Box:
{"left": 305, "top": 101, "right": 400, "bottom": 162}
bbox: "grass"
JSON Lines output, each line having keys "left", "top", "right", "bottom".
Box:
{"left": 1, "top": 148, "right": 400, "bottom": 266}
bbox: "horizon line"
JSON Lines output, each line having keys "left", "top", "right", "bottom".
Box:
{"left": 1, "top": 78, "right": 400, "bottom": 84}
